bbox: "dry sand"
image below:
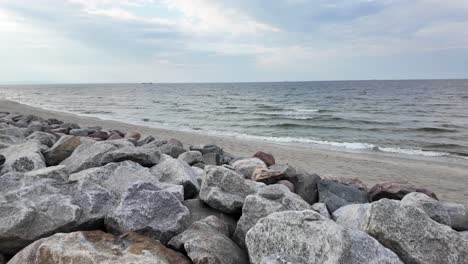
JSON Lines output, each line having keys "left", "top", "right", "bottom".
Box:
{"left": 1, "top": 99, "right": 467, "bottom": 204}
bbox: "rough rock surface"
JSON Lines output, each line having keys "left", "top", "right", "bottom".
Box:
{"left": 332, "top": 203, "right": 371, "bottom": 230}
{"left": 199, "top": 165, "right": 262, "bottom": 214}
{"left": 169, "top": 216, "right": 248, "bottom": 264}
{"left": 190, "top": 144, "right": 223, "bottom": 155}
{"left": 253, "top": 151, "right": 275, "bottom": 167}
{"left": 260, "top": 255, "right": 308, "bottom": 264}
{"left": 25, "top": 131, "right": 57, "bottom": 147}
{"left": 234, "top": 184, "right": 311, "bottom": 248}
{"left": 151, "top": 159, "right": 200, "bottom": 199}
{"left": 178, "top": 150, "right": 202, "bottom": 165}
{"left": 24, "top": 165, "right": 69, "bottom": 181}
{"left": 0, "top": 142, "right": 46, "bottom": 175}
{"left": 100, "top": 146, "right": 160, "bottom": 167}
{"left": 369, "top": 182, "right": 438, "bottom": 201}
{"left": 245, "top": 210, "right": 403, "bottom": 264}
{"left": 312, "top": 202, "right": 331, "bottom": 219}
{"left": 44, "top": 135, "right": 85, "bottom": 166}
{"left": 159, "top": 143, "right": 187, "bottom": 158}
{"left": 401, "top": 192, "right": 451, "bottom": 225}
{"left": 318, "top": 178, "right": 368, "bottom": 212}
{"left": 231, "top": 157, "right": 266, "bottom": 179}
{"left": 8, "top": 231, "right": 191, "bottom": 264}
{"left": 106, "top": 182, "right": 190, "bottom": 244}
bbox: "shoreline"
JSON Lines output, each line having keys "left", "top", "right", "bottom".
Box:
{"left": 1, "top": 99, "right": 467, "bottom": 204}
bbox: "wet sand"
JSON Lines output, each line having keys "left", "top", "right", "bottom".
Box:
{"left": 1, "top": 99, "right": 467, "bottom": 204}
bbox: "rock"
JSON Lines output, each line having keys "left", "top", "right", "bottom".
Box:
{"left": 59, "top": 122, "right": 80, "bottom": 132}
{"left": 330, "top": 177, "right": 369, "bottom": 191}
{"left": 168, "top": 138, "right": 183, "bottom": 148}
{"left": 0, "top": 142, "right": 46, "bottom": 175}
{"left": 0, "top": 155, "right": 5, "bottom": 166}
{"left": 24, "top": 165, "right": 69, "bottom": 181}
{"left": 311, "top": 202, "right": 331, "bottom": 219}
{"left": 232, "top": 157, "right": 266, "bottom": 179}
{"left": 369, "top": 182, "right": 438, "bottom": 201}
{"left": 347, "top": 199, "right": 468, "bottom": 264}
{"left": 124, "top": 131, "right": 141, "bottom": 140}
{"left": 252, "top": 164, "right": 296, "bottom": 184}
{"left": 24, "top": 122, "right": 47, "bottom": 136}
{"left": 178, "top": 150, "right": 202, "bottom": 165}
{"left": 106, "top": 132, "right": 122, "bottom": 140}
{"left": 192, "top": 166, "right": 204, "bottom": 185}
{"left": 135, "top": 135, "right": 155, "bottom": 146}
{"left": 69, "top": 128, "right": 89, "bottom": 136}
{"left": 233, "top": 184, "right": 311, "bottom": 248}
{"left": 150, "top": 159, "right": 200, "bottom": 199}
{"left": 169, "top": 216, "right": 248, "bottom": 264}
{"left": 89, "top": 130, "right": 109, "bottom": 140}
{"left": 44, "top": 135, "right": 88, "bottom": 166}
{"left": 46, "top": 118, "right": 63, "bottom": 125}
{"left": 245, "top": 210, "right": 403, "bottom": 264}
{"left": 100, "top": 146, "right": 161, "bottom": 167}
{"left": 0, "top": 254, "right": 4, "bottom": 264}
{"left": 60, "top": 140, "right": 128, "bottom": 173}
{"left": 253, "top": 151, "right": 275, "bottom": 167}
{"left": 318, "top": 178, "right": 368, "bottom": 213}
{"left": 159, "top": 182, "right": 185, "bottom": 202}
{"left": 461, "top": 231, "right": 468, "bottom": 238}
{"left": 190, "top": 144, "right": 223, "bottom": 155}
{"left": 0, "top": 125, "right": 25, "bottom": 148}
{"left": 199, "top": 165, "right": 262, "bottom": 214}
{"left": 401, "top": 192, "right": 468, "bottom": 230}
{"left": 202, "top": 152, "right": 222, "bottom": 165}
{"left": 276, "top": 180, "right": 294, "bottom": 192}
{"left": 69, "top": 161, "right": 159, "bottom": 198}
{"left": 193, "top": 162, "right": 206, "bottom": 169}
{"left": 8, "top": 231, "right": 190, "bottom": 264}
{"left": 289, "top": 171, "right": 320, "bottom": 204}
{"left": 332, "top": 203, "right": 371, "bottom": 230}
{"left": 0, "top": 173, "right": 113, "bottom": 254}
{"left": 25, "top": 131, "right": 57, "bottom": 147}
{"left": 106, "top": 182, "right": 190, "bottom": 244}
{"left": 260, "top": 255, "right": 308, "bottom": 264}
{"left": 159, "top": 143, "right": 187, "bottom": 158}
{"left": 182, "top": 199, "right": 238, "bottom": 236}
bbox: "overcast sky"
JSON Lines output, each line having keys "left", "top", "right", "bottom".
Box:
{"left": 1, "top": 0, "right": 468, "bottom": 83}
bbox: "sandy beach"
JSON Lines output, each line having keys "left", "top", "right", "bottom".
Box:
{"left": 1, "top": 99, "right": 467, "bottom": 204}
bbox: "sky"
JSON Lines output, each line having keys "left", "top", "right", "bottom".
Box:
{"left": 1, "top": 0, "right": 468, "bottom": 83}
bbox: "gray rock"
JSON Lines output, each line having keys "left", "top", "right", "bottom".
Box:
{"left": 0, "top": 253, "right": 4, "bottom": 264}
{"left": 332, "top": 203, "right": 371, "bottom": 230}
{"left": 289, "top": 171, "right": 320, "bottom": 204}
{"left": 260, "top": 255, "right": 308, "bottom": 264}
{"left": 178, "top": 150, "right": 202, "bottom": 165}
{"left": 106, "top": 182, "right": 190, "bottom": 244}
{"left": 231, "top": 157, "right": 266, "bottom": 179}
{"left": 44, "top": 135, "right": 90, "bottom": 166}
{"left": 199, "top": 165, "right": 261, "bottom": 214}
{"left": 24, "top": 122, "right": 47, "bottom": 136}
{"left": 461, "top": 231, "right": 468, "bottom": 238}
{"left": 352, "top": 199, "right": 468, "bottom": 264}
{"left": 100, "top": 146, "right": 161, "bottom": 167}
{"left": 159, "top": 143, "right": 187, "bottom": 158}
{"left": 60, "top": 140, "right": 130, "bottom": 173}
{"left": 192, "top": 166, "right": 204, "bottom": 185}
{"left": 135, "top": 135, "right": 156, "bottom": 146}
{"left": 169, "top": 216, "right": 248, "bottom": 264}
{"left": 25, "top": 131, "right": 57, "bottom": 147}
{"left": 0, "top": 142, "right": 46, "bottom": 175}
{"left": 182, "top": 199, "right": 238, "bottom": 236}
{"left": 159, "top": 182, "right": 184, "bottom": 202}
{"left": 190, "top": 144, "right": 223, "bottom": 155}
{"left": 0, "top": 154, "right": 4, "bottom": 166}
{"left": 245, "top": 210, "right": 403, "bottom": 264}
{"left": 318, "top": 178, "right": 369, "bottom": 212}
{"left": 202, "top": 152, "right": 222, "bottom": 165}
{"left": 69, "top": 128, "right": 89, "bottom": 136}
{"left": 24, "top": 165, "right": 69, "bottom": 181}
{"left": 151, "top": 159, "right": 200, "bottom": 199}
{"left": 69, "top": 161, "right": 159, "bottom": 198}
{"left": 277, "top": 180, "right": 294, "bottom": 192}
{"left": 8, "top": 231, "right": 191, "bottom": 264}
{"left": 312, "top": 202, "right": 331, "bottom": 219}
{"left": 233, "top": 184, "right": 311, "bottom": 248}
{"left": 401, "top": 192, "right": 451, "bottom": 225}
{"left": 442, "top": 202, "right": 468, "bottom": 231}
{"left": 167, "top": 138, "right": 183, "bottom": 148}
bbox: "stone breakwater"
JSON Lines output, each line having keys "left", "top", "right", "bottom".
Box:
{"left": 0, "top": 111, "right": 467, "bottom": 264}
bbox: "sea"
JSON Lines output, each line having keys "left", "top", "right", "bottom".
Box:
{"left": 1, "top": 80, "right": 467, "bottom": 160}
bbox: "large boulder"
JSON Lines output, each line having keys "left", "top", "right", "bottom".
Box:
{"left": 233, "top": 184, "right": 311, "bottom": 248}
{"left": 169, "top": 216, "right": 248, "bottom": 264}
{"left": 231, "top": 158, "right": 266, "bottom": 179}
{"left": 199, "top": 166, "right": 262, "bottom": 214}
{"left": 318, "top": 178, "right": 368, "bottom": 212}
{"left": 106, "top": 182, "right": 190, "bottom": 244}
{"left": 24, "top": 165, "right": 69, "bottom": 181}
{"left": 245, "top": 210, "right": 403, "bottom": 264}
{"left": 253, "top": 151, "right": 275, "bottom": 167}
{"left": 288, "top": 171, "right": 320, "bottom": 204}
{"left": 151, "top": 159, "right": 200, "bottom": 199}
{"left": 8, "top": 231, "right": 191, "bottom": 264}
{"left": 159, "top": 143, "right": 187, "bottom": 158}
{"left": 332, "top": 203, "right": 371, "bottom": 230}
{"left": 100, "top": 146, "right": 161, "bottom": 167}
{"left": 178, "top": 150, "right": 202, "bottom": 165}
{"left": 60, "top": 140, "right": 132, "bottom": 173}
{"left": 0, "top": 173, "right": 113, "bottom": 254}
{"left": 44, "top": 135, "right": 86, "bottom": 166}
{"left": 0, "top": 142, "right": 46, "bottom": 175}
{"left": 338, "top": 199, "right": 468, "bottom": 264}
{"left": 25, "top": 131, "right": 57, "bottom": 147}
{"left": 369, "top": 182, "right": 438, "bottom": 201}
{"left": 401, "top": 192, "right": 468, "bottom": 231}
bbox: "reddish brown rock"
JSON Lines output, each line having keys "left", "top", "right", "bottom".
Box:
{"left": 328, "top": 177, "right": 369, "bottom": 191}
{"left": 252, "top": 164, "right": 295, "bottom": 184}
{"left": 253, "top": 151, "right": 275, "bottom": 167}
{"left": 89, "top": 130, "right": 109, "bottom": 140}
{"left": 369, "top": 181, "right": 438, "bottom": 202}
{"left": 125, "top": 131, "right": 142, "bottom": 141}
{"left": 8, "top": 231, "right": 191, "bottom": 264}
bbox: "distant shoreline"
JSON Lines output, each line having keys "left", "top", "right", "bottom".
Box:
{"left": 1, "top": 98, "right": 467, "bottom": 205}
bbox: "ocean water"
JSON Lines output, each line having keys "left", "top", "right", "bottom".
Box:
{"left": 1, "top": 80, "right": 468, "bottom": 159}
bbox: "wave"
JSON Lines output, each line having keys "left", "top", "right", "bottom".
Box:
{"left": 414, "top": 127, "right": 458, "bottom": 133}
